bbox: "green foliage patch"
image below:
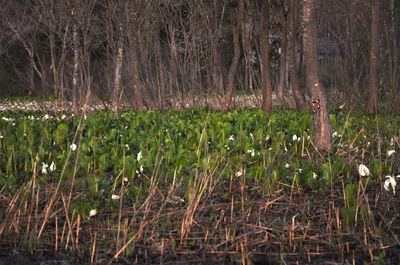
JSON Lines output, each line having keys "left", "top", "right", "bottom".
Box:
{"left": 0, "top": 108, "right": 399, "bottom": 212}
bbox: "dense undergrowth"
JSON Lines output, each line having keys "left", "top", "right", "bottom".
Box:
{"left": 0, "top": 107, "right": 399, "bottom": 264}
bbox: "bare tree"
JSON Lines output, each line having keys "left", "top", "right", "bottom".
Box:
{"left": 111, "top": 2, "right": 125, "bottom": 113}
{"left": 388, "top": 0, "right": 400, "bottom": 114}
{"left": 260, "top": 0, "right": 273, "bottom": 112}
{"left": 276, "top": 0, "right": 288, "bottom": 106}
{"left": 302, "top": 0, "right": 332, "bottom": 151}
{"left": 289, "top": 0, "right": 307, "bottom": 111}
{"left": 5, "top": 3, "right": 41, "bottom": 96}
{"left": 126, "top": 0, "right": 144, "bottom": 111}
{"left": 367, "top": 0, "right": 379, "bottom": 114}
{"left": 71, "top": 10, "right": 79, "bottom": 115}
{"left": 222, "top": 1, "right": 242, "bottom": 113}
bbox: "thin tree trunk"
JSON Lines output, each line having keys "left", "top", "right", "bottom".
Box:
{"left": 289, "top": 0, "right": 307, "bottom": 111}
{"left": 127, "top": 27, "right": 143, "bottom": 111}
{"left": 302, "top": 0, "right": 332, "bottom": 151}
{"left": 277, "top": 4, "right": 288, "bottom": 106}
{"left": 49, "top": 30, "right": 59, "bottom": 97}
{"left": 155, "top": 28, "right": 166, "bottom": 114}
{"left": 72, "top": 23, "right": 79, "bottom": 115}
{"left": 222, "top": 0, "right": 242, "bottom": 113}
{"left": 391, "top": 0, "right": 400, "bottom": 114}
{"left": 112, "top": 24, "right": 124, "bottom": 113}
{"left": 27, "top": 49, "right": 35, "bottom": 96}
{"left": 260, "top": 0, "right": 273, "bottom": 112}
{"left": 222, "top": 23, "right": 240, "bottom": 113}
{"left": 368, "top": 0, "right": 379, "bottom": 115}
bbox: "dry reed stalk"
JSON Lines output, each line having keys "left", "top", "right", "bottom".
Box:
{"left": 60, "top": 192, "right": 75, "bottom": 250}
{"left": 91, "top": 232, "right": 97, "bottom": 263}
{"left": 38, "top": 117, "right": 83, "bottom": 239}
{"left": 180, "top": 158, "right": 212, "bottom": 242}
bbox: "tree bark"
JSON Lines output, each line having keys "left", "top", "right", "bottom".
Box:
{"left": 277, "top": 2, "right": 288, "bottom": 106}
{"left": 222, "top": 2, "right": 242, "bottom": 114}
{"left": 72, "top": 22, "right": 79, "bottom": 115}
{"left": 112, "top": 23, "right": 124, "bottom": 113}
{"left": 126, "top": 2, "right": 144, "bottom": 112}
{"left": 367, "top": 0, "right": 379, "bottom": 115}
{"left": 155, "top": 30, "right": 166, "bottom": 114}
{"left": 289, "top": 0, "right": 307, "bottom": 111}
{"left": 302, "top": 0, "right": 332, "bottom": 151}
{"left": 260, "top": 0, "right": 273, "bottom": 112}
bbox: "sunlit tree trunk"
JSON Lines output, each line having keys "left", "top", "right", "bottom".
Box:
{"left": 367, "top": 0, "right": 379, "bottom": 115}
{"left": 302, "top": 0, "right": 332, "bottom": 151}
{"left": 260, "top": 0, "right": 273, "bottom": 112}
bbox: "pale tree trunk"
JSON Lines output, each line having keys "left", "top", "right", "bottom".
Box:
{"left": 368, "top": 0, "right": 379, "bottom": 115}
{"left": 289, "top": 0, "right": 307, "bottom": 111}
{"left": 260, "top": 0, "right": 273, "bottom": 112}
{"left": 27, "top": 48, "right": 35, "bottom": 96}
{"left": 112, "top": 24, "right": 124, "bottom": 113}
{"left": 222, "top": 1, "right": 242, "bottom": 113}
{"left": 302, "top": 0, "right": 332, "bottom": 151}
{"left": 72, "top": 22, "right": 79, "bottom": 115}
{"left": 49, "top": 30, "right": 59, "bottom": 97}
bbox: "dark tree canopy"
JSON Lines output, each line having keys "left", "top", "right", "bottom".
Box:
{"left": 0, "top": 0, "right": 398, "bottom": 114}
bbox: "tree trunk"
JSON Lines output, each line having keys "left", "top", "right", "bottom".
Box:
{"left": 289, "top": 0, "right": 307, "bottom": 111}
{"left": 260, "top": 0, "right": 273, "bottom": 112}
{"left": 367, "top": 0, "right": 379, "bottom": 115}
{"left": 302, "top": 0, "right": 332, "bottom": 151}
{"left": 222, "top": 1, "right": 242, "bottom": 114}
{"left": 27, "top": 49, "right": 35, "bottom": 96}
{"left": 72, "top": 23, "right": 79, "bottom": 115}
{"left": 391, "top": 0, "right": 400, "bottom": 114}
{"left": 155, "top": 26, "right": 166, "bottom": 114}
{"left": 112, "top": 24, "right": 124, "bottom": 113}
{"left": 277, "top": 3, "right": 288, "bottom": 106}
{"left": 127, "top": 25, "right": 143, "bottom": 111}
{"left": 49, "top": 29, "right": 59, "bottom": 97}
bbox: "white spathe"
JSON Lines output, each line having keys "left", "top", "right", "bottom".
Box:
{"left": 358, "top": 164, "right": 370, "bottom": 177}
{"left": 384, "top": 175, "right": 400, "bottom": 195}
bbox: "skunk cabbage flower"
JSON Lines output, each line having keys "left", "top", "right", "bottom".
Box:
{"left": 89, "top": 209, "right": 97, "bottom": 218}
{"left": 49, "top": 161, "right": 56, "bottom": 172}
{"left": 387, "top": 150, "right": 396, "bottom": 157}
{"left": 312, "top": 172, "right": 318, "bottom": 179}
{"left": 358, "top": 164, "right": 370, "bottom": 177}
{"left": 42, "top": 163, "right": 49, "bottom": 174}
{"left": 111, "top": 194, "right": 120, "bottom": 200}
{"left": 247, "top": 149, "right": 255, "bottom": 157}
{"left": 384, "top": 175, "right": 400, "bottom": 195}
{"left": 70, "top": 143, "right": 77, "bottom": 151}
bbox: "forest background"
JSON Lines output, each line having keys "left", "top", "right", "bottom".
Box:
{"left": 0, "top": 0, "right": 398, "bottom": 117}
